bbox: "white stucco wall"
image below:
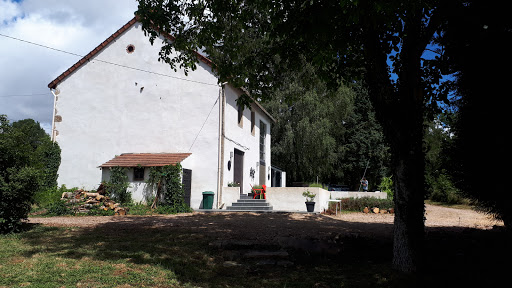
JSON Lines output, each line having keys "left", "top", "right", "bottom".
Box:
{"left": 52, "top": 22, "right": 271, "bottom": 209}
{"left": 266, "top": 187, "right": 388, "bottom": 212}
{"left": 54, "top": 23, "right": 219, "bottom": 208}
{"left": 222, "top": 86, "right": 272, "bottom": 196}
{"left": 101, "top": 167, "right": 152, "bottom": 203}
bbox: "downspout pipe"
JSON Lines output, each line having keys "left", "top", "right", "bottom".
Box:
{"left": 217, "top": 83, "right": 227, "bottom": 209}
{"left": 50, "top": 88, "right": 58, "bottom": 142}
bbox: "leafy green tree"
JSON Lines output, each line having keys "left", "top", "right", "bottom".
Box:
{"left": 265, "top": 61, "right": 390, "bottom": 188}
{"left": 265, "top": 60, "right": 353, "bottom": 184}
{"left": 337, "top": 86, "right": 390, "bottom": 190}
{"left": 135, "top": 0, "right": 468, "bottom": 272}
{"left": 423, "top": 112, "right": 463, "bottom": 204}
{"left": 0, "top": 115, "right": 60, "bottom": 233}
{"left": 4, "top": 118, "right": 61, "bottom": 191}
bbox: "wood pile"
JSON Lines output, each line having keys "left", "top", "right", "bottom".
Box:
{"left": 363, "top": 206, "right": 394, "bottom": 214}
{"left": 61, "top": 184, "right": 127, "bottom": 215}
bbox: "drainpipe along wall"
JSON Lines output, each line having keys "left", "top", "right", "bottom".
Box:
{"left": 50, "top": 88, "right": 58, "bottom": 142}
{"left": 217, "top": 83, "right": 226, "bottom": 209}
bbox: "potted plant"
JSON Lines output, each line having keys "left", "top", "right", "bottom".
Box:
{"left": 227, "top": 182, "right": 240, "bottom": 187}
{"left": 251, "top": 185, "right": 264, "bottom": 199}
{"left": 302, "top": 190, "right": 316, "bottom": 212}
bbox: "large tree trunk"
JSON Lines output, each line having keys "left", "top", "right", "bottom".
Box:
{"left": 391, "top": 136, "right": 425, "bottom": 273}
{"left": 364, "top": 18, "right": 427, "bottom": 271}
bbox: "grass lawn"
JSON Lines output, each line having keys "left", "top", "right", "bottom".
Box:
{"left": 0, "top": 222, "right": 398, "bottom": 288}
{"left": 0, "top": 215, "right": 509, "bottom": 288}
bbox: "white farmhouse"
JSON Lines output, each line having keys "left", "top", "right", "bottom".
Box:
{"left": 47, "top": 17, "right": 275, "bottom": 209}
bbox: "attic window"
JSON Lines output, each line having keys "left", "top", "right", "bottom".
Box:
{"left": 126, "top": 44, "right": 135, "bottom": 53}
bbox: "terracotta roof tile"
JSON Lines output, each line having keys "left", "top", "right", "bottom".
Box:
{"left": 99, "top": 153, "right": 191, "bottom": 168}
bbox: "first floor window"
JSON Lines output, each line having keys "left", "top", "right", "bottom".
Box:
{"left": 134, "top": 167, "right": 144, "bottom": 181}
{"left": 259, "top": 120, "right": 266, "bottom": 163}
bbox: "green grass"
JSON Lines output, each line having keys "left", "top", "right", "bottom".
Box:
{"left": 424, "top": 199, "right": 473, "bottom": 210}
{"left": 1, "top": 213, "right": 509, "bottom": 288}
{"left": 0, "top": 221, "right": 398, "bottom": 288}
{"left": 0, "top": 225, "right": 210, "bottom": 288}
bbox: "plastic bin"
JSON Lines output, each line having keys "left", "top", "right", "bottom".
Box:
{"left": 202, "top": 191, "right": 215, "bottom": 209}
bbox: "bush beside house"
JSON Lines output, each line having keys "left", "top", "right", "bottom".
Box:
{"left": 0, "top": 115, "right": 61, "bottom": 233}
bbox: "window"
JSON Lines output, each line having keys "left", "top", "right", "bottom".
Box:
{"left": 259, "top": 120, "right": 266, "bottom": 163}
{"left": 251, "top": 111, "right": 255, "bottom": 136}
{"left": 133, "top": 167, "right": 144, "bottom": 181}
{"left": 238, "top": 103, "right": 243, "bottom": 127}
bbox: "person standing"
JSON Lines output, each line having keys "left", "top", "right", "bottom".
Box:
{"left": 360, "top": 177, "right": 368, "bottom": 192}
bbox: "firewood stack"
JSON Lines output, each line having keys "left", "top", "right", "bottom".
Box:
{"left": 363, "top": 206, "right": 395, "bottom": 214}
{"left": 60, "top": 185, "right": 127, "bottom": 215}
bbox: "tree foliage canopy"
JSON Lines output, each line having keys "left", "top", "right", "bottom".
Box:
{"left": 135, "top": 0, "right": 505, "bottom": 273}
{"left": 265, "top": 60, "right": 390, "bottom": 188}
{"left": 0, "top": 115, "right": 61, "bottom": 233}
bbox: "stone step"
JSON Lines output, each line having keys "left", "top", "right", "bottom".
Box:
{"left": 230, "top": 202, "right": 271, "bottom": 207}
{"left": 226, "top": 205, "right": 274, "bottom": 211}
{"left": 226, "top": 195, "right": 272, "bottom": 211}
{"left": 235, "top": 199, "right": 268, "bottom": 203}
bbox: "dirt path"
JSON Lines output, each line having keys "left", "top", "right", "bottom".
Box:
{"left": 28, "top": 204, "right": 502, "bottom": 239}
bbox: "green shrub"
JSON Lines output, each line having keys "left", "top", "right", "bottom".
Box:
{"left": 124, "top": 202, "right": 192, "bottom": 215}
{"left": 337, "top": 196, "right": 394, "bottom": 212}
{"left": 33, "top": 185, "right": 77, "bottom": 208}
{"left": 45, "top": 200, "right": 73, "bottom": 216}
{"left": 1, "top": 115, "right": 62, "bottom": 233}
{"left": 428, "top": 173, "right": 464, "bottom": 204}
{"left": 125, "top": 202, "right": 152, "bottom": 215}
{"left": 147, "top": 164, "right": 188, "bottom": 212}
{"left": 308, "top": 183, "right": 323, "bottom": 188}
{"left": 0, "top": 167, "right": 40, "bottom": 233}
{"left": 86, "top": 206, "right": 115, "bottom": 216}
{"left": 378, "top": 176, "right": 394, "bottom": 201}
{"left": 104, "top": 166, "right": 131, "bottom": 205}
{"left": 228, "top": 182, "right": 240, "bottom": 187}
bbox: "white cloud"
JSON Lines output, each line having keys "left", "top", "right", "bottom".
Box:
{"left": 0, "top": 0, "right": 138, "bottom": 129}
{"left": 0, "top": 0, "right": 20, "bottom": 23}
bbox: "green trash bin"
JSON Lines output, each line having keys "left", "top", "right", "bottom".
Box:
{"left": 202, "top": 191, "right": 215, "bottom": 209}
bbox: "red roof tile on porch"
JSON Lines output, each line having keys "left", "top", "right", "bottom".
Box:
{"left": 99, "top": 153, "right": 191, "bottom": 168}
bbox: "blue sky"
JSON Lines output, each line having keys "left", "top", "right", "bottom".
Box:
{"left": 0, "top": 0, "right": 138, "bottom": 133}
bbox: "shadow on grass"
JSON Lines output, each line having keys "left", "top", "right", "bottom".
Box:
{"left": 20, "top": 213, "right": 511, "bottom": 288}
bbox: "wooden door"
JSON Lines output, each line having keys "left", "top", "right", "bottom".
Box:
{"left": 182, "top": 169, "right": 192, "bottom": 206}
{"left": 233, "top": 149, "right": 244, "bottom": 194}
{"left": 259, "top": 163, "right": 266, "bottom": 186}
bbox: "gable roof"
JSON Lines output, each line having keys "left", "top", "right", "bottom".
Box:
{"left": 99, "top": 153, "right": 191, "bottom": 168}
{"left": 47, "top": 16, "right": 212, "bottom": 89}
{"left": 48, "top": 16, "right": 275, "bottom": 123}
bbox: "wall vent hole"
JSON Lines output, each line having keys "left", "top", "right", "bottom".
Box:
{"left": 126, "top": 44, "right": 135, "bottom": 53}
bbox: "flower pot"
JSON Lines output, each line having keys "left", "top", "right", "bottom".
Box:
{"left": 305, "top": 202, "right": 315, "bottom": 212}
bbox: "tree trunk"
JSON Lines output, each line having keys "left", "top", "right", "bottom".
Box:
{"left": 392, "top": 147, "right": 425, "bottom": 273}
{"left": 151, "top": 179, "right": 162, "bottom": 209}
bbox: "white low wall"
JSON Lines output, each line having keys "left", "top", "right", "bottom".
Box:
{"left": 266, "top": 187, "right": 387, "bottom": 212}
{"left": 221, "top": 186, "right": 241, "bottom": 209}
